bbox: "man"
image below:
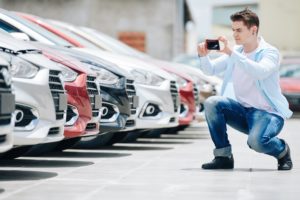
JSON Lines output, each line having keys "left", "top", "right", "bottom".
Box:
{"left": 197, "top": 8, "right": 293, "bottom": 170}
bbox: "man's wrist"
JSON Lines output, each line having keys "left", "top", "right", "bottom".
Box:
{"left": 225, "top": 48, "right": 232, "bottom": 56}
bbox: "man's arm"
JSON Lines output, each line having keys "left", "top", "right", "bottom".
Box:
{"left": 197, "top": 41, "right": 229, "bottom": 76}
{"left": 231, "top": 48, "right": 280, "bottom": 80}
{"left": 199, "top": 55, "right": 229, "bottom": 76}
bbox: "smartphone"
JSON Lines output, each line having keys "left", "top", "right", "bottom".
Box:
{"left": 206, "top": 39, "right": 220, "bottom": 50}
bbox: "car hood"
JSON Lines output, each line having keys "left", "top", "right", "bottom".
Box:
{"left": 76, "top": 48, "right": 176, "bottom": 81}
{"left": 0, "top": 32, "right": 41, "bottom": 54}
{"left": 144, "top": 58, "right": 194, "bottom": 82}
{"left": 30, "top": 42, "right": 96, "bottom": 76}
{"left": 166, "top": 61, "right": 222, "bottom": 85}
{"left": 42, "top": 45, "right": 133, "bottom": 79}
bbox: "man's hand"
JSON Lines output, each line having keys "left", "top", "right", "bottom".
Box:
{"left": 218, "top": 36, "right": 233, "bottom": 55}
{"left": 197, "top": 42, "right": 209, "bottom": 57}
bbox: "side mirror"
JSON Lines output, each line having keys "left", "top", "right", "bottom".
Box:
{"left": 10, "top": 32, "right": 30, "bottom": 41}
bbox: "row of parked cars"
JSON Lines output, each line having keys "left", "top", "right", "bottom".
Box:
{"left": 0, "top": 8, "right": 222, "bottom": 158}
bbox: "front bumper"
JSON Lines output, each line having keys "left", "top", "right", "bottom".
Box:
{"left": 13, "top": 69, "right": 66, "bottom": 145}
{"left": 178, "top": 82, "right": 196, "bottom": 125}
{"left": 134, "top": 80, "right": 179, "bottom": 129}
{"left": 0, "top": 64, "right": 14, "bottom": 152}
{"left": 64, "top": 74, "right": 101, "bottom": 138}
{"left": 100, "top": 78, "right": 137, "bottom": 133}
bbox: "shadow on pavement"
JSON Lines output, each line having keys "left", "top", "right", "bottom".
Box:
{"left": 36, "top": 150, "right": 132, "bottom": 158}
{"left": 160, "top": 134, "right": 209, "bottom": 140}
{"left": 97, "top": 146, "right": 173, "bottom": 151}
{"left": 134, "top": 140, "right": 193, "bottom": 145}
{"left": 0, "top": 159, "right": 93, "bottom": 168}
{"left": 0, "top": 170, "right": 57, "bottom": 181}
{"left": 0, "top": 188, "right": 4, "bottom": 193}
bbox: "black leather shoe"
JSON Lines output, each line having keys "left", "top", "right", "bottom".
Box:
{"left": 202, "top": 156, "right": 234, "bottom": 170}
{"left": 278, "top": 142, "right": 293, "bottom": 171}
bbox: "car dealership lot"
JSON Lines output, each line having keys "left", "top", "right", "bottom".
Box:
{"left": 0, "top": 118, "right": 300, "bottom": 200}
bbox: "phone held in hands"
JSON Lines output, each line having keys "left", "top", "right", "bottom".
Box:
{"left": 206, "top": 39, "right": 220, "bottom": 50}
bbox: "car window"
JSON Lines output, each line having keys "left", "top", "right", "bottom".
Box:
{"left": 0, "top": 19, "right": 36, "bottom": 41}
{"left": 4, "top": 12, "right": 72, "bottom": 46}
{"left": 0, "top": 19, "right": 20, "bottom": 33}
{"left": 280, "top": 64, "right": 300, "bottom": 78}
{"left": 50, "top": 24, "right": 100, "bottom": 50}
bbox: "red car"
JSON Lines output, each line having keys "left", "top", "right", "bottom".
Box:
{"left": 27, "top": 44, "right": 102, "bottom": 154}
{"left": 280, "top": 58, "right": 300, "bottom": 111}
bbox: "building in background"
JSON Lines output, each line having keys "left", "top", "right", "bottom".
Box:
{"left": 0, "top": 0, "right": 193, "bottom": 60}
{"left": 259, "top": 0, "right": 300, "bottom": 53}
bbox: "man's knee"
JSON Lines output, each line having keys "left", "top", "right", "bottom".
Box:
{"left": 204, "top": 96, "right": 225, "bottom": 112}
{"left": 247, "top": 135, "right": 269, "bottom": 153}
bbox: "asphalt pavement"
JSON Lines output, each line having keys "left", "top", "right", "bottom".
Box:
{"left": 0, "top": 116, "right": 299, "bottom": 200}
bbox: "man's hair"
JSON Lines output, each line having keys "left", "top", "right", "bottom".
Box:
{"left": 230, "top": 8, "right": 259, "bottom": 32}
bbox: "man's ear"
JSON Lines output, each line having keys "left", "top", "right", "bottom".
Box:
{"left": 251, "top": 26, "right": 258, "bottom": 34}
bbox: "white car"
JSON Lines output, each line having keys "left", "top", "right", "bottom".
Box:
{"left": 0, "top": 57, "right": 14, "bottom": 153}
{"left": 0, "top": 34, "right": 68, "bottom": 154}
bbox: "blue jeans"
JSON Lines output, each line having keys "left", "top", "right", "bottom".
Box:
{"left": 204, "top": 96, "right": 287, "bottom": 159}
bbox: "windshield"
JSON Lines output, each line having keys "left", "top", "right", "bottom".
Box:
{"left": 280, "top": 64, "right": 300, "bottom": 78}
{"left": 5, "top": 11, "right": 73, "bottom": 46}
{"left": 49, "top": 23, "right": 101, "bottom": 50}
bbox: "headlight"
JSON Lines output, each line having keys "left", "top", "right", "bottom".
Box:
{"left": 84, "top": 64, "right": 121, "bottom": 87}
{"left": 170, "top": 73, "right": 187, "bottom": 88}
{"left": 11, "top": 56, "right": 39, "bottom": 78}
{"left": 56, "top": 63, "right": 78, "bottom": 82}
{"left": 131, "top": 69, "right": 165, "bottom": 86}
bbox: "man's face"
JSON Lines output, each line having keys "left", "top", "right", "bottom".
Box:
{"left": 231, "top": 21, "right": 256, "bottom": 45}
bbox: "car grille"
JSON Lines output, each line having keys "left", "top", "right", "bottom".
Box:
{"left": 193, "top": 84, "right": 200, "bottom": 106}
{"left": 49, "top": 70, "right": 65, "bottom": 120}
{"left": 125, "top": 119, "right": 135, "bottom": 127}
{"left": 170, "top": 81, "right": 179, "bottom": 112}
{"left": 0, "top": 65, "right": 13, "bottom": 125}
{"left": 0, "top": 134, "right": 6, "bottom": 144}
{"left": 85, "top": 123, "right": 97, "bottom": 131}
{"left": 86, "top": 76, "right": 101, "bottom": 117}
{"left": 125, "top": 79, "right": 137, "bottom": 115}
{"left": 48, "top": 127, "right": 60, "bottom": 135}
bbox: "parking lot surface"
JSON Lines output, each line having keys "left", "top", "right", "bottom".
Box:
{"left": 0, "top": 117, "right": 299, "bottom": 200}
